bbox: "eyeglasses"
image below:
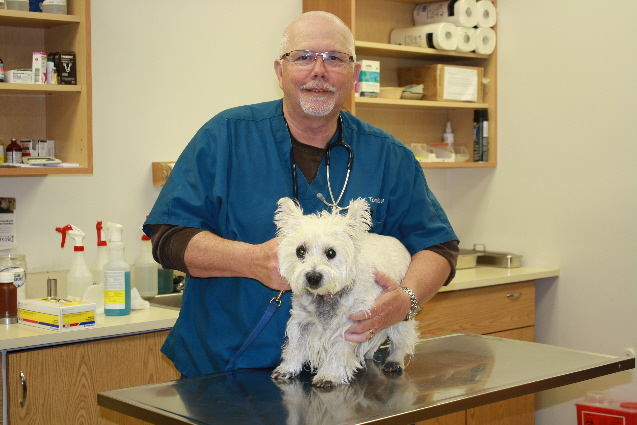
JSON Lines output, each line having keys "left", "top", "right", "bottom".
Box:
{"left": 280, "top": 50, "right": 355, "bottom": 68}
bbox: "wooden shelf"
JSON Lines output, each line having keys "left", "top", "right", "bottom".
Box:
{"left": 356, "top": 96, "right": 488, "bottom": 110}
{"left": 356, "top": 40, "right": 489, "bottom": 60}
{"left": 0, "top": 9, "right": 81, "bottom": 28}
{"left": 0, "top": 83, "right": 82, "bottom": 94}
{"left": 0, "top": 166, "right": 89, "bottom": 176}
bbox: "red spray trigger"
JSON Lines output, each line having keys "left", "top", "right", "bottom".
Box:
{"left": 96, "top": 221, "right": 107, "bottom": 246}
{"left": 55, "top": 224, "right": 73, "bottom": 248}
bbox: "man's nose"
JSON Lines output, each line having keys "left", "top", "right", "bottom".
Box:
{"left": 311, "top": 55, "right": 328, "bottom": 78}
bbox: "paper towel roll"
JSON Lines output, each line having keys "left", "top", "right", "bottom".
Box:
{"left": 475, "top": 27, "right": 496, "bottom": 54}
{"left": 390, "top": 23, "right": 459, "bottom": 51}
{"left": 413, "top": 0, "right": 479, "bottom": 28}
{"left": 476, "top": 0, "right": 497, "bottom": 28}
{"left": 456, "top": 27, "right": 476, "bottom": 53}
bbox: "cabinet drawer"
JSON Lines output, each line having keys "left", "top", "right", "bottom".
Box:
{"left": 417, "top": 281, "right": 535, "bottom": 337}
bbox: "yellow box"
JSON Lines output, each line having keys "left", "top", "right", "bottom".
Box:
{"left": 19, "top": 298, "right": 96, "bottom": 332}
{"left": 398, "top": 64, "right": 484, "bottom": 103}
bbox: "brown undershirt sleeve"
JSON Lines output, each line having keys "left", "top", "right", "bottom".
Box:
{"left": 425, "top": 239, "right": 459, "bottom": 286}
{"left": 146, "top": 224, "right": 204, "bottom": 275}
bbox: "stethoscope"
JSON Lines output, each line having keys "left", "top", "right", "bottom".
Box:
{"left": 289, "top": 114, "right": 354, "bottom": 212}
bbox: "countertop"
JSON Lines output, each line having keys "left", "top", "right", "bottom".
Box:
{"left": 0, "top": 266, "right": 559, "bottom": 352}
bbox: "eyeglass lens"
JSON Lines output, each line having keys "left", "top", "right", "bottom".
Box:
{"left": 285, "top": 50, "right": 352, "bottom": 67}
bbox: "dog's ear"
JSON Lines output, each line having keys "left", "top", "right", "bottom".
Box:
{"left": 274, "top": 197, "right": 303, "bottom": 235}
{"left": 345, "top": 198, "right": 372, "bottom": 233}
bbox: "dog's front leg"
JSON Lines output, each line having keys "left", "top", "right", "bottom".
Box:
{"left": 312, "top": 339, "right": 361, "bottom": 388}
{"left": 271, "top": 321, "right": 312, "bottom": 381}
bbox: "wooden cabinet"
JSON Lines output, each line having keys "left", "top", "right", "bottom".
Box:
{"left": 6, "top": 330, "right": 179, "bottom": 425}
{"left": 303, "top": 0, "right": 497, "bottom": 168}
{"left": 416, "top": 281, "right": 536, "bottom": 425}
{"left": 0, "top": 0, "right": 92, "bottom": 176}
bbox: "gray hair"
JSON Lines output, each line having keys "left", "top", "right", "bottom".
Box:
{"left": 279, "top": 11, "right": 355, "bottom": 57}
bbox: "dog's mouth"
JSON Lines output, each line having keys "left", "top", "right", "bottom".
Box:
{"left": 314, "top": 292, "right": 338, "bottom": 305}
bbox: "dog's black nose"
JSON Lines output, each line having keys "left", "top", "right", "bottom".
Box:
{"left": 305, "top": 271, "right": 323, "bottom": 289}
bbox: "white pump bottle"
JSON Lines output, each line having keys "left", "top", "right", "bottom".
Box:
{"left": 55, "top": 224, "right": 93, "bottom": 301}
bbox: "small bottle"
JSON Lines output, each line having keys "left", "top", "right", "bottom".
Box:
{"left": 6, "top": 138, "right": 22, "bottom": 164}
{"left": 0, "top": 271, "right": 18, "bottom": 324}
{"left": 443, "top": 121, "right": 454, "bottom": 147}
{"left": 0, "top": 139, "right": 4, "bottom": 163}
{"left": 104, "top": 222, "right": 131, "bottom": 316}
{"left": 0, "top": 57, "right": 4, "bottom": 82}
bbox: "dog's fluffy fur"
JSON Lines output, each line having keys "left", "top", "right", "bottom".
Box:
{"left": 271, "top": 197, "right": 418, "bottom": 388}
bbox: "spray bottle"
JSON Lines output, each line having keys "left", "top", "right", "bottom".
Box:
{"left": 103, "top": 222, "right": 131, "bottom": 316}
{"left": 55, "top": 224, "right": 93, "bottom": 301}
{"left": 91, "top": 221, "right": 109, "bottom": 285}
{"left": 133, "top": 220, "right": 158, "bottom": 298}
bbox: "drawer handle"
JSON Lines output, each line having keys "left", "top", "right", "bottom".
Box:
{"left": 20, "top": 370, "right": 27, "bottom": 407}
{"left": 506, "top": 292, "right": 522, "bottom": 299}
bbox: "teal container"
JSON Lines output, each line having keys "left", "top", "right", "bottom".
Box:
{"left": 158, "top": 268, "right": 174, "bottom": 294}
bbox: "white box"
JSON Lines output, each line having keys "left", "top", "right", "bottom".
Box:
{"left": 32, "top": 52, "right": 47, "bottom": 84}
{"left": 5, "top": 69, "right": 33, "bottom": 84}
{"left": 46, "top": 139, "right": 55, "bottom": 157}
{"left": 19, "top": 298, "right": 96, "bottom": 331}
{"left": 358, "top": 60, "right": 380, "bottom": 97}
{"left": 20, "top": 139, "right": 38, "bottom": 156}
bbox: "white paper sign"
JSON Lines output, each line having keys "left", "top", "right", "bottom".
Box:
{"left": 0, "top": 198, "right": 17, "bottom": 250}
{"left": 443, "top": 67, "right": 478, "bottom": 102}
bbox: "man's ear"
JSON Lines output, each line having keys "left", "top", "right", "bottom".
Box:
{"left": 274, "top": 59, "right": 283, "bottom": 90}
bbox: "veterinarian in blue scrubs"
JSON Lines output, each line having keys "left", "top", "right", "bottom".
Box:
{"left": 144, "top": 11, "right": 459, "bottom": 378}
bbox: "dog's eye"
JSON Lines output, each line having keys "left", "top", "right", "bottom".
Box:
{"left": 325, "top": 248, "right": 336, "bottom": 260}
{"left": 296, "top": 246, "right": 307, "bottom": 259}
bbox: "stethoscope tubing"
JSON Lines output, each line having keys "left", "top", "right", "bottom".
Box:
{"left": 289, "top": 114, "right": 353, "bottom": 211}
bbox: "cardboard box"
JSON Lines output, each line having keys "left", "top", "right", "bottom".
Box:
{"left": 19, "top": 298, "right": 96, "bottom": 331}
{"left": 32, "top": 52, "right": 47, "bottom": 84}
{"left": 398, "top": 64, "right": 484, "bottom": 102}
{"left": 54, "top": 51, "right": 76, "bottom": 85}
{"left": 358, "top": 60, "right": 380, "bottom": 97}
{"left": 20, "top": 139, "right": 38, "bottom": 157}
{"left": 5, "top": 69, "right": 33, "bottom": 84}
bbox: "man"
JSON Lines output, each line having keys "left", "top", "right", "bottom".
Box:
{"left": 145, "top": 11, "right": 458, "bottom": 378}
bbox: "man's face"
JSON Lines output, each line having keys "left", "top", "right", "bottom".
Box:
{"left": 275, "top": 18, "right": 360, "bottom": 119}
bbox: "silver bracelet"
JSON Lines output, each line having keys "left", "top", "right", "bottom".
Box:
{"left": 401, "top": 287, "right": 420, "bottom": 321}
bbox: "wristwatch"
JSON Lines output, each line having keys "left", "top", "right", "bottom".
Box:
{"left": 400, "top": 287, "right": 421, "bottom": 321}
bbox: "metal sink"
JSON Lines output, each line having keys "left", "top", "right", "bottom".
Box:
{"left": 146, "top": 292, "right": 183, "bottom": 310}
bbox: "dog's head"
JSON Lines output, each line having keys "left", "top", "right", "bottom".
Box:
{"left": 274, "top": 197, "right": 372, "bottom": 295}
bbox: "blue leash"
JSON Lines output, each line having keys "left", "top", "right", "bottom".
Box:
{"left": 226, "top": 290, "right": 286, "bottom": 372}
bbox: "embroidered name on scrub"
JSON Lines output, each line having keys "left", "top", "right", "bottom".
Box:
{"left": 104, "top": 271, "right": 127, "bottom": 309}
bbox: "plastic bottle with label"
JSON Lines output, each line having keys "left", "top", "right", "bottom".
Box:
{"left": 0, "top": 57, "right": 4, "bottom": 82}
{"left": 103, "top": 222, "right": 131, "bottom": 316}
{"left": 6, "top": 138, "right": 22, "bottom": 164}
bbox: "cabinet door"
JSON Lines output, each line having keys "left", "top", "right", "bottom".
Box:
{"left": 466, "top": 327, "right": 535, "bottom": 425}
{"left": 7, "top": 330, "right": 179, "bottom": 425}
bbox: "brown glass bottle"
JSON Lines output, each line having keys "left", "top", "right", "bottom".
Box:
{"left": 0, "top": 272, "right": 18, "bottom": 324}
{"left": 6, "top": 138, "right": 22, "bottom": 164}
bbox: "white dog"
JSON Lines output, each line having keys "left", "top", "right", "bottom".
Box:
{"left": 271, "top": 197, "right": 418, "bottom": 388}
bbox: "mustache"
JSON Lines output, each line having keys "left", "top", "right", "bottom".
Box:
{"left": 300, "top": 81, "right": 336, "bottom": 92}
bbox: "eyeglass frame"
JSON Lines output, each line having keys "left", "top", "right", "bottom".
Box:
{"left": 280, "top": 50, "right": 356, "bottom": 68}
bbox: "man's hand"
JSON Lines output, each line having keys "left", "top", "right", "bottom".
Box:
{"left": 343, "top": 270, "right": 411, "bottom": 343}
{"left": 248, "top": 238, "right": 290, "bottom": 291}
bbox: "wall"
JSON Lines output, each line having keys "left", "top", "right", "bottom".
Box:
{"left": 0, "top": 1, "right": 634, "bottom": 424}
{"left": 441, "top": 1, "right": 637, "bottom": 423}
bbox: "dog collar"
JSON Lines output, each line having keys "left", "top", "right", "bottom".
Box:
{"left": 401, "top": 287, "right": 421, "bottom": 321}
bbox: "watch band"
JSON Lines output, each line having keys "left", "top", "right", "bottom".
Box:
{"left": 400, "top": 287, "right": 420, "bottom": 321}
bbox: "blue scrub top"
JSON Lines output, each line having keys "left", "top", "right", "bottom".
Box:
{"left": 145, "top": 99, "right": 457, "bottom": 377}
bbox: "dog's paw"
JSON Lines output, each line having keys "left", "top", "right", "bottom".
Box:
{"left": 271, "top": 369, "right": 298, "bottom": 381}
{"left": 382, "top": 361, "right": 404, "bottom": 374}
{"left": 312, "top": 379, "right": 335, "bottom": 390}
